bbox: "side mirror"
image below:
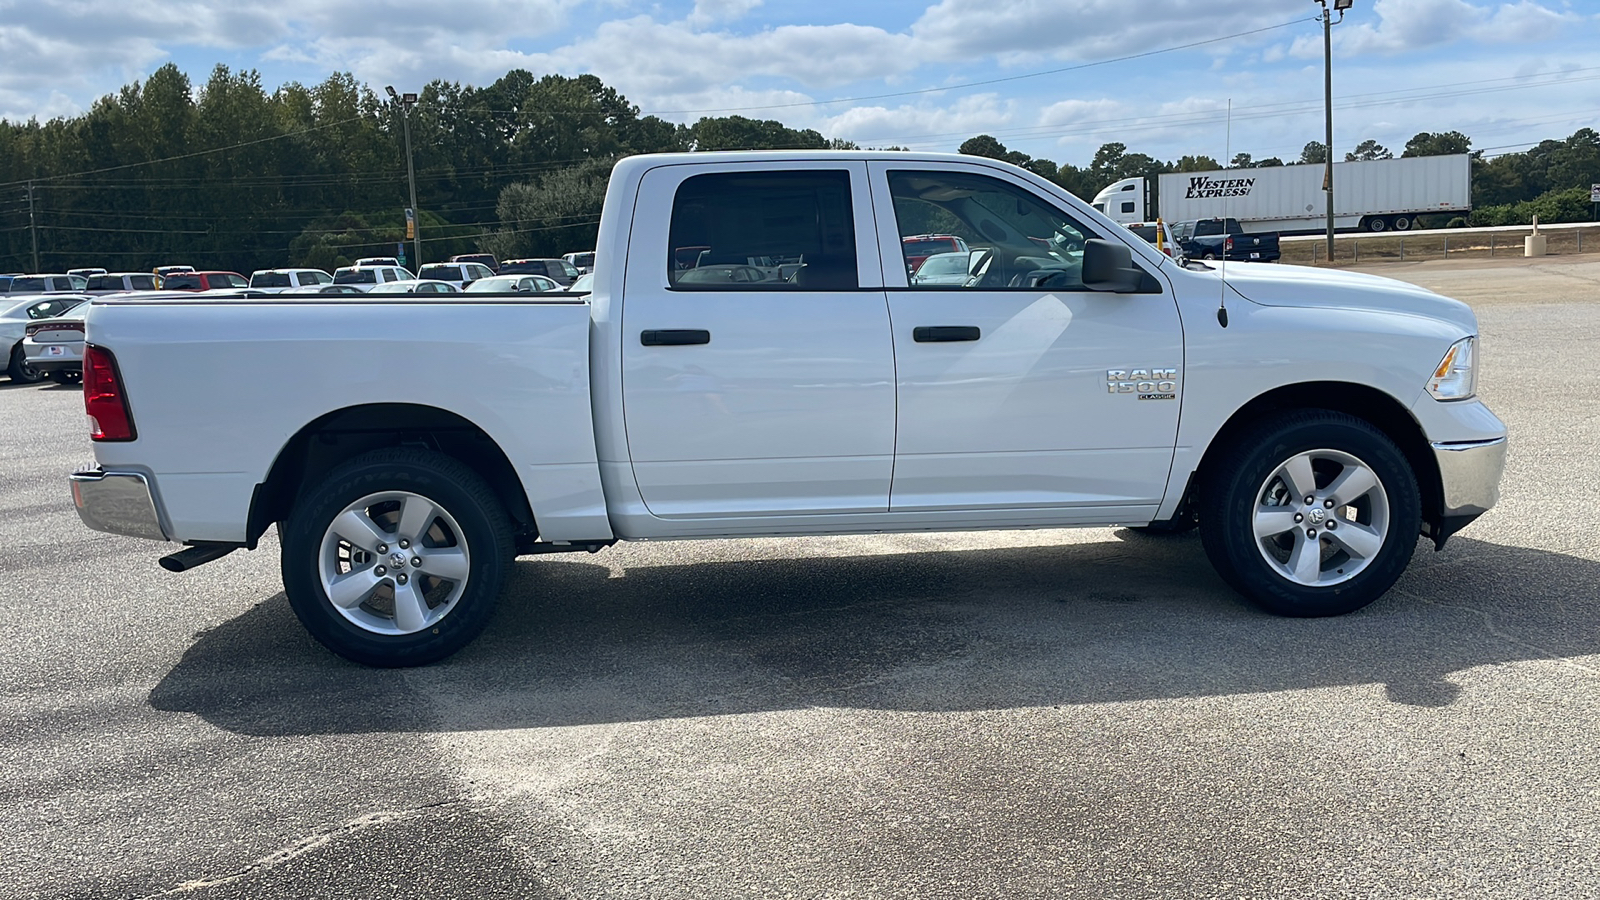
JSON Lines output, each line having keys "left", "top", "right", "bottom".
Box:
{"left": 1082, "top": 239, "right": 1143, "bottom": 293}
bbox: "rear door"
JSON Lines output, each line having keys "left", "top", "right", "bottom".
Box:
{"left": 620, "top": 161, "right": 896, "bottom": 518}
{"left": 867, "top": 161, "right": 1183, "bottom": 516}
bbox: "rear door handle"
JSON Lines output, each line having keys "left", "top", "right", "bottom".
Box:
{"left": 913, "top": 326, "right": 981, "bottom": 343}
{"left": 641, "top": 329, "right": 711, "bottom": 346}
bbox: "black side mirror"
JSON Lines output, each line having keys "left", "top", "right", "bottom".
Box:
{"left": 1082, "top": 239, "right": 1143, "bottom": 293}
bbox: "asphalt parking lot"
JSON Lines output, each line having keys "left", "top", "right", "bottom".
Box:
{"left": 5, "top": 255, "right": 1599, "bottom": 899}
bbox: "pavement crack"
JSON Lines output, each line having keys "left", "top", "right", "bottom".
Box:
{"left": 126, "top": 797, "right": 480, "bottom": 899}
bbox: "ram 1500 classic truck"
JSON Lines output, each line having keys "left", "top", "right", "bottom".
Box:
{"left": 69, "top": 151, "right": 1506, "bottom": 666}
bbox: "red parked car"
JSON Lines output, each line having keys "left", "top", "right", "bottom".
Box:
{"left": 900, "top": 234, "right": 970, "bottom": 274}
{"left": 160, "top": 271, "right": 249, "bottom": 291}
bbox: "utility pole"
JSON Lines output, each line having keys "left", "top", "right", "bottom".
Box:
{"left": 1315, "top": 0, "right": 1351, "bottom": 263}
{"left": 27, "top": 181, "right": 40, "bottom": 272}
{"left": 387, "top": 86, "right": 422, "bottom": 271}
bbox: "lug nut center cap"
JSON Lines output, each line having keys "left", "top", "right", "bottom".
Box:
{"left": 1308, "top": 508, "right": 1327, "bottom": 525}
{"left": 389, "top": 551, "right": 410, "bottom": 570}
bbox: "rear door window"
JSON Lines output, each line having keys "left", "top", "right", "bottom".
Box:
{"left": 668, "top": 169, "right": 857, "bottom": 291}
{"left": 129, "top": 275, "right": 157, "bottom": 290}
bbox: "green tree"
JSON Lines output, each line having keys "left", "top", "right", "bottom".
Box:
{"left": 1402, "top": 131, "right": 1471, "bottom": 158}
{"left": 1345, "top": 139, "right": 1393, "bottom": 161}
{"left": 1299, "top": 141, "right": 1327, "bottom": 165}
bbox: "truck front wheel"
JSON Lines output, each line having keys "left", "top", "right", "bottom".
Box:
{"left": 1199, "top": 411, "right": 1420, "bottom": 617}
{"left": 281, "top": 448, "right": 514, "bottom": 666}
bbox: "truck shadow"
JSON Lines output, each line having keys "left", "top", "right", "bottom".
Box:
{"left": 149, "top": 534, "right": 1600, "bottom": 737}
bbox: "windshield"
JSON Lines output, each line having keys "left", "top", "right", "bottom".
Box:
{"left": 417, "top": 265, "right": 457, "bottom": 280}
{"left": 252, "top": 272, "right": 291, "bottom": 288}
{"left": 902, "top": 239, "right": 956, "bottom": 257}
{"left": 9, "top": 276, "right": 48, "bottom": 292}
{"left": 917, "top": 254, "right": 969, "bottom": 277}
{"left": 26, "top": 297, "right": 86, "bottom": 319}
{"left": 334, "top": 269, "right": 378, "bottom": 284}
{"left": 162, "top": 275, "right": 202, "bottom": 289}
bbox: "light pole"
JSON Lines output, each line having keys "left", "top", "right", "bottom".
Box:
{"left": 1314, "top": 0, "right": 1351, "bottom": 263}
{"left": 386, "top": 86, "right": 422, "bottom": 271}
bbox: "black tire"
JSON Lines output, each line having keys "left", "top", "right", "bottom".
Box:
{"left": 1366, "top": 217, "right": 1389, "bottom": 233}
{"left": 1393, "top": 215, "right": 1412, "bottom": 232}
{"left": 8, "top": 344, "right": 45, "bottom": 384}
{"left": 281, "top": 448, "right": 514, "bottom": 667}
{"left": 1202, "top": 251, "right": 1217, "bottom": 260}
{"left": 1198, "top": 411, "right": 1420, "bottom": 617}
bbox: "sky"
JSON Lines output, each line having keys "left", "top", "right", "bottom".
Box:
{"left": 1, "top": 0, "right": 1597, "bottom": 168}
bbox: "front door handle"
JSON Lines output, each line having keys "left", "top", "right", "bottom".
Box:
{"left": 641, "top": 329, "right": 711, "bottom": 346}
{"left": 913, "top": 326, "right": 981, "bottom": 343}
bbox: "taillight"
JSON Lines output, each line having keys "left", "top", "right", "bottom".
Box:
{"left": 84, "top": 345, "right": 136, "bottom": 441}
{"left": 26, "top": 321, "right": 84, "bottom": 337}
{"left": 1224, "top": 236, "right": 1234, "bottom": 252}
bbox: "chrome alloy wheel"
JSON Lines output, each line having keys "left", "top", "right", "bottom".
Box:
{"left": 1252, "top": 448, "right": 1390, "bottom": 588}
{"left": 317, "top": 490, "right": 471, "bottom": 635}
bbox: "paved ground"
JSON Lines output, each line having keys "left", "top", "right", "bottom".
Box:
{"left": 4, "top": 257, "right": 1599, "bottom": 898}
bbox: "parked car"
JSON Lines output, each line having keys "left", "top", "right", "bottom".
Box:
{"left": 331, "top": 265, "right": 415, "bottom": 291}
{"left": 281, "top": 284, "right": 366, "bottom": 295}
{"left": 674, "top": 264, "right": 777, "bottom": 285}
{"left": 900, "top": 234, "right": 970, "bottom": 274}
{"left": 354, "top": 257, "right": 402, "bottom": 268}
{"left": 67, "top": 267, "right": 107, "bottom": 278}
{"left": 500, "top": 258, "right": 578, "bottom": 286}
{"left": 367, "top": 280, "right": 462, "bottom": 295}
{"left": 566, "top": 273, "right": 594, "bottom": 293}
{"left": 6, "top": 274, "right": 89, "bottom": 295}
{"left": 416, "top": 262, "right": 495, "bottom": 288}
{"left": 3, "top": 294, "right": 88, "bottom": 382}
{"left": 68, "top": 151, "right": 1507, "bottom": 669}
{"left": 0, "top": 274, "right": 18, "bottom": 294}
{"left": 162, "top": 271, "right": 249, "bottom": 291}
{"left": 153, "top": 265, "right": 195, "bottom": 279}
{"left": 562, "top": 251, "right": 595, "bottom": 275}
{"left": 463, "top": 274, "right": 561, "bottom": 293}
{"left": 909, "top": 251, "right": 982, "bottom": 286}
{"left": 1171, "top": 218, "right": 1280, "bottom": 262}
{"left": 22, "top": 305, "right": 88, "bottom": 384}
{"left": 1122, "top": 221, "right": 1180, "bottom": 258}
{"left": 249, "top": 269, "right": 333, "bottom": 292}
{"left": 85, "top": 272, "right": 162, "bottom": 294}
{"left": 450, "top": 253, "right": 500, "bottom": 274}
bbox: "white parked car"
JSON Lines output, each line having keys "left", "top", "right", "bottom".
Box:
{"left": 464, "top": 275, "right": 561, "bottom": 293}
{"left": 84, "top": 272, "right": 162, "bottom": 294}
{"left": 23, "top": 305, "right": 88, "bottom": 384}
{"left": 565, "top": 273, "right": 594, "bottom": 293}
{"left": 331, "top": 265, "right": 415, "bottom": 291}
{"left": 909, "top": 251, "right": 982, "bottom": 285}
{"left": 249, "top": 268, "right": 333, "bottom": 292}
{"left": 1123, "top": 221, "right": 1181, "bottom": 259}
{"left": 562, "top": 251, "right": 595, "bottom": 275}
{"left": 3, "top": 294, "right": 88, "bottom": 382}
{"left": 70, "top": 150, "right": 1505, "bottom": 667}
{"left": 416, "top": 262, "right": 495, "bottom": 288}
{"left": 366, "top": 280, "right": 462, "bottom": 295}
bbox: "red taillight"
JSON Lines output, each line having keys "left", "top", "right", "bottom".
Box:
{"left": 84, "top": 345, "right": 136, "bottom": 442}
{"left": 1224, "top": 236, "right": 1234, "bottom": 252}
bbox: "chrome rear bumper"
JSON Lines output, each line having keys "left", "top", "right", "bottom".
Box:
{"left": 69, "top": 469, "right": 169, "bottom": 542}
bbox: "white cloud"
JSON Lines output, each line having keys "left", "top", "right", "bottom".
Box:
{"left": 688, "top": 0, "right": 764, "bottom": 28}
{"left": 821, "top": 93, "right": 1017, "bottom": 148}
{"left": 1280, "top": 0, "right": 1580, "bottom": 58}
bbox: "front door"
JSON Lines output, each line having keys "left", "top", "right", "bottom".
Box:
{"left": 868, "top": 161, "right": 1184, "bottom": 515}
{"left": 620, "top": 162, "right": 896, "bottom": 518}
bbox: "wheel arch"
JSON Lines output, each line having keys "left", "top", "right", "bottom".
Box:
{"left": 1193, "top": 381, "right": 1443, "bottom": 534}
{"left": 246, "top": 403, "right": 536, "bottom": 549}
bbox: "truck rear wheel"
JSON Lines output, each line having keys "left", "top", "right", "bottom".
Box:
{"left": 1199, "top": 411, "right": 1420, "bottom": 617}
{"left": 281, "top": 448, "right": 514, "bottom": 667}
{"left": 1365, "top": 216, "right": 1389, "bottom": 233}
{"left": 1393, "top": 215, "right": 1412, "bottom": 231}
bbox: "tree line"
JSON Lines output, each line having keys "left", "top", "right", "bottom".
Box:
{"left": 2, "top": 63, "right": 1596, "bottom": 275}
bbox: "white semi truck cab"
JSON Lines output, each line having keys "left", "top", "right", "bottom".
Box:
{"left": 70, "top": 151, "right": 1506, "bottom": 666}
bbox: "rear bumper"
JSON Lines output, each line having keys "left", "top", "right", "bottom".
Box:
{"left": 69, "top": 468, "right": 170, "bottom": 542}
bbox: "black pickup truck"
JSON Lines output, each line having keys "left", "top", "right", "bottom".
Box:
{"left": 1172, "top": 217, "right": 1280, "bottom": 262}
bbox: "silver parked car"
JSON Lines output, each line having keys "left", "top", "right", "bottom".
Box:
{"left": 366, "top": 280, "right": 462, "bottom": 295}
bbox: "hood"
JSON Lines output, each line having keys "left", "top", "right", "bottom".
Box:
{"left": 1216, "top": 262, "right": 1478, "bottom": 333}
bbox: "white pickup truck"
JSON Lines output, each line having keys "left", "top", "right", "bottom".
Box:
{"left": 70, "top": 151, "right": 1506, "bottom": 666}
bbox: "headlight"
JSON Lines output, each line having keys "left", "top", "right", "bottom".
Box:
{"left": 1427, "top": 336, "right": 1477, "bottom": 401}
